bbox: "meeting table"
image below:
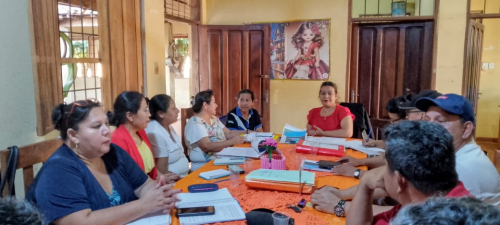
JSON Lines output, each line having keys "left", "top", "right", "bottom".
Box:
{"left": 171, "top": 140, "right": 368, "bottom": 225}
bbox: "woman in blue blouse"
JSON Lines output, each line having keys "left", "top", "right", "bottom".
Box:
{"left": 27, "top": 100, "right": 180, "bottom": 224}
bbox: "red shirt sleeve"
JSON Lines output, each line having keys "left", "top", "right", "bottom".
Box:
{"left": 337, "top": 105, "right": 355, "bottom": 122}
{"left": 307, "top": 108, "right": 317, "bottom": 126}
{"left": 372, "top": 204, "right": 401, "bottom": 225}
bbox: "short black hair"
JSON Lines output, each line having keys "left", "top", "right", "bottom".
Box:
{"left": 0, "top": 197, "right": 45, "bottom": 225}
{"left": 149, "top": 94, "right": 173, "bottom": 121}
{"left": 384, "top": 120, "right": 458, "bottom": 195}
{"left": 108, "top": 91, "right": 145, "bottom": 126}
{"left": 237, "top": 89, "right": 255, "bottom": 101}
{"left": 391, "top": 197, "right": 500, "bottom": 225}
{"left": 52, "top": 100, "right": 101, "bottom": 140}
{"left": 385, "top": 96, "right": 408, "bottom": 119}
{"left": 192, "top": 89, "right": 214, "bottom": 113}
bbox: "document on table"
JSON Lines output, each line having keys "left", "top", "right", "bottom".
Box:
{"left": 126, "top": 211, "right": 170, "bottom": 225}
{"left": 281, "top": 124, "right": 307, "bottom": 144}
{"left": 245, "top": 169, "right": 315, "bottom": 185}
{"left": 344, "top": 140, "right": 385, "bottom": 156}
{"left": 216, "top": 147, "right": 262, "bottom": 158}
{"left": 305, "top": 136, "right": 348, "bottom": 146}
{"left": 302, "top": 140, "right": 341, "bottom": 150}
{"left": 176, "top": 188, "right": 245, "bottom": 225}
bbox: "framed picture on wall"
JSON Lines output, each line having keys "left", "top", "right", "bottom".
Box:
{"left": 270, "top": 20, "right": 330, "bottom": 80}
{"left": 392, "top": 1, "right": 407, "bottom": 17}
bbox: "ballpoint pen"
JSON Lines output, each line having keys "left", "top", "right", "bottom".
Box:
{"left": 366, "top": 128, "right": 372, "bottom": 143}
{"left": 299, "top": 166, "right": 302, "bottom": 195}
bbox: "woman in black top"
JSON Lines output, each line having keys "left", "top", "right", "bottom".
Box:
{"left": 225, "top": 89, "right": 263, "bottom": 132}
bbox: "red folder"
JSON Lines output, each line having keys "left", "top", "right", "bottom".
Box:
{"left": 295, "top": 140, "right": 345, "bottom": 157}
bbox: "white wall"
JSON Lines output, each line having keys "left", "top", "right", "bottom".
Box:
{"left": 144, "top": 0, "right": 167, "bottom": 97}
{"left": 0, "top": 0, "right": 58, "bottom": 149}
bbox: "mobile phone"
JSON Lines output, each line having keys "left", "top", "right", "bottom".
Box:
{"left": 176, "top": 206, "right": 215, "bottom": 217}
{"left": 318, "top": 160, "right": 342, "bottom": 169}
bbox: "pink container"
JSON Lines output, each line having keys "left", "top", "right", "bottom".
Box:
{"left": 260, "top": 154, "right": 286, "bottom": 170}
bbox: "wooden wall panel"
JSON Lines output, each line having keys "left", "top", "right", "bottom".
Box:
{"left": 227, "top": 31, "right": 243, "bottom": 112}
{"left": 379, "top": 28, "right": 400, "bottom": 119}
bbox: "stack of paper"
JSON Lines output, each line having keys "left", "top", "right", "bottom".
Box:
{"left": 245, "top": 169, "right": 315, "bottom": 185}
{"left": 306, "top": 136, "right": 348, "bottom": 146}
{"left": 281, "top": 124, "right": 307, "bottom": 144}
{"left": 344, "top": 140, "right": 385, "bottom": 156}
{"left": 199, "top": 169, "right": 230, "bottom": 180}
{"left": 176, "top": 188, "right": 246, "bottom": 224}
{"left": 216, "top": 147, "right": 262, "bottom": 158}
{"left": 213, "top": 156, "right": 246, "bottom": 165}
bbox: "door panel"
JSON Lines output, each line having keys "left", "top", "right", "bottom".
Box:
{"left": 350, "top": 21, "right": 434, "bottom": 139}
{"left": 463, "top": 19, "right": 484, "bottom": 114}
{"left": 196, "top": 25, "right": 271, "bottom": 131}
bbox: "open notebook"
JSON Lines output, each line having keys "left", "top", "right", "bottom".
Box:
{"left": 126, "top": 211, "right": 170, "bottom": 225}
{"left": 176, "top": 188, "right": 245, "bottom": 224}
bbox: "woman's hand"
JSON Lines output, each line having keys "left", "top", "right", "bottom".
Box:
{"left": 141, "top": 183, "right": 181, "bottom": 214}
{"left": 307, "top": 129, "right": 317, "bottom": 136}
{"left": 313, "top": 126, "right": 324, "bottom": 136}
{"left": 162, "top": 172, "right": 181, "bottom": 184}
{"left": 230, "top": 135, "right": 246, "bottom": 145}
{"left": 315, "top": 61, "right": 320, "bottom": 68}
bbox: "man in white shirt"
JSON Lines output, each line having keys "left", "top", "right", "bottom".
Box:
{"left": 416, "top": 93, "right": 500, "bottom": 207}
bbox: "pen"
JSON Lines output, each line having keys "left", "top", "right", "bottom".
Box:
{"left": 366, "top": 128, "right": 372, "bottom": 143}
{"left": 299, "top": 166, "right": 302, "bottom": 196}
{"left": 214, "top": 178, "right": 230, "bottom": 183}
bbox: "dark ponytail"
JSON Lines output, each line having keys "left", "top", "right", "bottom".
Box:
{"left": 192, "top": 90, "right": 214, "bottom": 113}
{"left": 108, "top": 91, "right": 145, "bottom": 126}
{"left": 149, "top": 94, "right": 173, "bottom": 121}
{"left": 52, "top": 100, "right": 101, "bottom": 140}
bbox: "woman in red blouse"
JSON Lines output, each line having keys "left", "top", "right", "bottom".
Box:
{"left": 307, "top": 81, "right": 354, "bottom": 138}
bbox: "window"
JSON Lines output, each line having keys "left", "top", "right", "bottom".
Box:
{"left": 58, "top": 3, "right": 102, "bottom": 103}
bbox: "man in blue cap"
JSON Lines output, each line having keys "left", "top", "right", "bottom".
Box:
{"left": 416, "top": 93, "right": 500, "bottom": 207}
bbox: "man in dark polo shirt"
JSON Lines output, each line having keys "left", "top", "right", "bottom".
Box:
{"left": 225, "top": 89, "right": 263, "bottom": 132}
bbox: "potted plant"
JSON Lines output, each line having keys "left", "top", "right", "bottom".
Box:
{"left": 259, "top": 138, "right": 286, "bottom": 170}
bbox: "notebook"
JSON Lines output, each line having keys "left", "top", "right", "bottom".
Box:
{"left": 126, "top": 211, "right": 170, "bottom": 225}
{"left": 344, "top": 140, "right": 385, "bottom": 156}
{"left": 213, "top": 156, "right": 246, "bottom": 165}
{"left": 216, "top": 137, "right": 280, "bottom": 158}
{"left": 245, "top": 169, "right": 315, "bottom": 185}
{"left": 176, "top": 188, "right": 246, "bottom": 224}
{"left": 199, "top": 169, "right": 230, "bottom": 180}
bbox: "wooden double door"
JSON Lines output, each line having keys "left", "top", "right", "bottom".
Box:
{"left": 349, "top": 21, "right": 434, "bottom": 138}
{"left": 193, "top": 25, "right": 271, "bottom": 131}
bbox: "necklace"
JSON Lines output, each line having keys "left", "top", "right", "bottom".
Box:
{"left": 321, "top": 106, "right": 335, "bottom": 120}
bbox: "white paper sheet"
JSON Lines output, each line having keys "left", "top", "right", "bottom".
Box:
{"left": 176, "top": 188, "right": 246, "bottom": 224}
{"left": 126, "top": 211, "right": 170, "bottom": 225}
{"left": 345, "top": 140, "right": 385, "bottom": 156}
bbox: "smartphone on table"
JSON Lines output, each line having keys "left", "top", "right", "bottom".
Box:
{"left": 176, "top": 206, "right": 215, "bottom": 217}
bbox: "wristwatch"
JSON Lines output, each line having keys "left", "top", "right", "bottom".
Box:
{"left": 334, "top": 200, "right": 346, "bottom": 217}
{"left": 353, "top": 169, "right": 361, "bottom": 179}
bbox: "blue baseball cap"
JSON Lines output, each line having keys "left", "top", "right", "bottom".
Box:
{"left": 415, "top": 94, "right": 475, "bottom": 125}
{"left": 398, "top": 90, "right": 442, "bottom": 109}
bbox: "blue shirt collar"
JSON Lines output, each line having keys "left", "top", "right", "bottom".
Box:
{"left": 236, "top": 107, "right": 253, "bottom": 117}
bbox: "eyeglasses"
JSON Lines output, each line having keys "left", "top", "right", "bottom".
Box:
{"left": 66, "top": 99, "right": 100, "bottom": 127}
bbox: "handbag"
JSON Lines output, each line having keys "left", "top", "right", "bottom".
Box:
{"left": 0, "top": 146, "right": 19, "bottom": 197}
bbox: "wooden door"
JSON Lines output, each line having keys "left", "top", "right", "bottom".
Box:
{"left": 349, "top": 21, "right": 434, "bottom": 138}
{"left": 193, "top": 25, "right": 271, "bottom": 131}
{"left": 463, "top": 19, "right": 484, "bottom": 114}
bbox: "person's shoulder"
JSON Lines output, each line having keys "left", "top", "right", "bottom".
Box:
{"left": 251, "top": 108, "right": 260, "bottom": 115}
{"left": 228, "top": 107, "right": 238, "bottom": 115}
{"left": 145, "top": 120, "right": 160, "bottom": 133}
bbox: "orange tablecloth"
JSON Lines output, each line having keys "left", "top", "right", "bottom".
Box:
{"left": 172, "top": 143, "right": 367, "bottom": 225}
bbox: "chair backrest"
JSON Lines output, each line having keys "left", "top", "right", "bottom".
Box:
{"left": 339, "top": 102, "right": 372, "bottom": 139}
{"left": 219, "top": 115, "right": 228, "bottom": 125}
{"left": 0, "top": 138, "right": 62, "bottom": 197}
{"left": 181, "top": 108, "right": 194, "bottom": 162}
